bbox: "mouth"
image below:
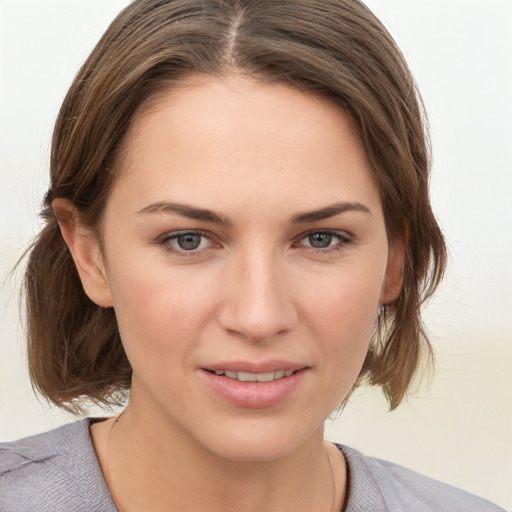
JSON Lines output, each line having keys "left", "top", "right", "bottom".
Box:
{"left": 200, "top": 365, "right": 309, "bottom": 408}
{"left": 204, "top": 369, "right": 301, "bottom": 383}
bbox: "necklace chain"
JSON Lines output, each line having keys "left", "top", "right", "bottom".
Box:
{"left": 325, "top": 446, "right": 337, "bottom": 512}
{"left": 105, "top": 412, "right": 124, "bottom": 509}
{"left": 105, "top": 414, "right": 337, "bottom": 512}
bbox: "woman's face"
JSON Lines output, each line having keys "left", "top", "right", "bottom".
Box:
{"left": 88, "top": 76, "right": 402, "bottom": 461}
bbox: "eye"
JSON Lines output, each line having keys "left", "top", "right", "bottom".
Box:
{"left": 159, "top": 230, "right": 214, "bottom": 254}
{"left": 307, "top": 232, "right": 335, "bottom": 249}
{"left": 296, "top": 230, "right": 352, "bottom": 251}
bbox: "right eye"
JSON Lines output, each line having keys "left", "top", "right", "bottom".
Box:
{"left": 159, "top": 231, "right": 215, "bottom": 255}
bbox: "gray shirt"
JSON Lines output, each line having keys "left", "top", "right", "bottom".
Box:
{"left": 0, "top": 419, "right": 506, "bottom": 511}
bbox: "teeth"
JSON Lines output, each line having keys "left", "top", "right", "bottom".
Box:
{"left": 256, "top": 372, "right": 275, "bottom": 382}
{"left": 214, "top": 370, "right": 296, "bottom": 382}
{"left": 238, "top": 371, "right": 257, "bottom": 382}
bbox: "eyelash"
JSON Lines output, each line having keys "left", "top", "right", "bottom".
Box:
{"left": 156, "top": 229, "right": 353, "bottom": 257}
{"left": 157, "top": 230, "right": 217, "bottom": 257}
{"left": 293, "top": 230, "right": 353, "bottom": 253}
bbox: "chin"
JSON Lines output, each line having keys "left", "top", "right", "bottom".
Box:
{"left": 193, "top": 416, "right": 324, "bottom": 463}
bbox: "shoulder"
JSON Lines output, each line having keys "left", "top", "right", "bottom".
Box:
{"left": 0, "top": 419, "right": 116, "bottom": 512}
{"left": 337, "top": 444, "right": 507, "bottom": 512}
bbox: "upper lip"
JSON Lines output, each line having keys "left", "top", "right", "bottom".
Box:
{"left": 201, "top": 360, "right": 309, "bottom": 374}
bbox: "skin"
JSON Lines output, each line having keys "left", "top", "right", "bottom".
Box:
{"left": 55, "top": 75, "right": 404, "bottom": 512}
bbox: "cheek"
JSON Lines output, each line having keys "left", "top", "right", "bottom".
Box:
{"left": 289, "top": 271, "right": 379, "bottom": 413}
{"left": 299, "top": 265, "right": 383, "bottom": 382}
{"left": 301, "top": 266, "right": 383, "bottom": 334}
{"left": 106, "top": 261, "right": 216, "bottom": 365}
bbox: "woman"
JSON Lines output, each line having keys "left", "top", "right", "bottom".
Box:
{"left": 0, "top": 0, "right": 506, "bottom": 510}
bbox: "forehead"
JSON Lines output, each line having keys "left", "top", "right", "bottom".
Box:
{"left": 108, "top": 75, "right": 381, "bottom": 219}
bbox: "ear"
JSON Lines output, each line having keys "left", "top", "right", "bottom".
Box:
{"left": 379, "top": 237, "right": 406, "bottom": 305}
{"left": 52, "top": 198, "right": 114, "bottom": 308}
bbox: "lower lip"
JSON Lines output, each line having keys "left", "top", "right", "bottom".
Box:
{"left": 200, "top": 369, "right": 307, "bottom": 409}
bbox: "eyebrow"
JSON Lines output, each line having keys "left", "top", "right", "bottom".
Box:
{"left": 291, "top": 202, "right": 372, "bottom": 223}
{"left": 137, "top": 200, "right": 371, "bottom": 225}
{"left": 137, "top": 201, "right": 230, "bottom": 225}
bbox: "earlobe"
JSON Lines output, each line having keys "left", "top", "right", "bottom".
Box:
{"left": 379, "top": 239, "right": 406, "bottom": 306}
{"left": 52, "top": 198, "right": 114, "bottom": 308}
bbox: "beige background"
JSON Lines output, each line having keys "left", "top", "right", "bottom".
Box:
{"left": 1, "top": 0, "right": 511, "bottom": 509}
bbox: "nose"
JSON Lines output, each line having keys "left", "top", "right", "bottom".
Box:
{"left": 216, "top": 248, "right": 298, "bottom": 342}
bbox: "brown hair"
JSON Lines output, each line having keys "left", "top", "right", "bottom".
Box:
{"left": 24, "top": 0, "right": 446, "bottom": 413}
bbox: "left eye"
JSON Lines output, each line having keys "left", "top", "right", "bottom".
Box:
{"left": 163, "top": 231, "right": 211, "bottom": 252}
{"left": 298, "top": 231, "right": 349, "bottom": 250}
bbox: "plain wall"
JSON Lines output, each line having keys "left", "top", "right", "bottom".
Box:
{"left": 1, "top": 0, "right": 511, "bottom": 508}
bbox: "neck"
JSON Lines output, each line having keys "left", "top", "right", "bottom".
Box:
{"left": 91, "top": 389, "right": 346, "bottom": 512}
